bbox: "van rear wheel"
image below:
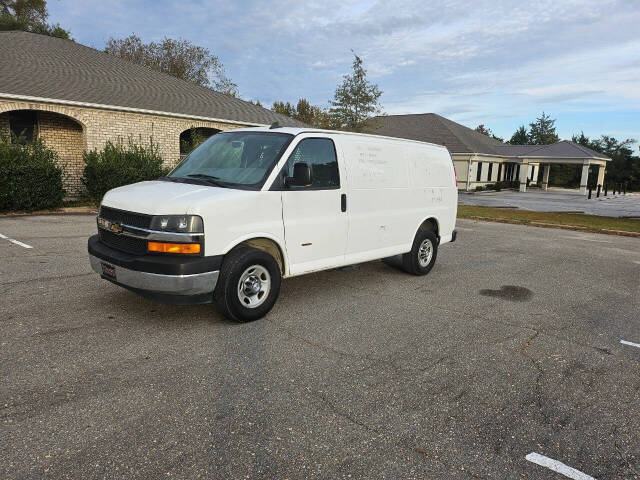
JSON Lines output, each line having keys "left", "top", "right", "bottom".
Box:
{"left": 402, "top": 229, "right": 438, "bottom": 275}
{"left": 214, "top": 247, "right": 281, "bottom": 322}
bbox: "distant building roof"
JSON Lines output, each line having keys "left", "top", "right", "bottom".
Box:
{"left": 497, "top": 141, "right": 608, "bottom": 159}
{"left": 368, "top": 113, "right": 504, "bottom": 154}
{"left": 493, "top": 145, "right": 542, "bottom": 156}
{"left": 368, "top": 113, "right": 609, "bottom": 161}
{"left": 0, "top": 31, "right": 305, "bottom": 127}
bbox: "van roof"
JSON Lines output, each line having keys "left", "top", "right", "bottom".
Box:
{"left": 228, "top": 126, "right": 450, "bottom": 151}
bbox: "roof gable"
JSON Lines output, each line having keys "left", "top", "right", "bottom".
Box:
{"left": 0, "top": 31, "right": 306, "bottom": 127}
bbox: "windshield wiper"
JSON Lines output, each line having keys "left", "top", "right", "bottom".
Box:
{"left": 183, "top": 174, "right": 227, "bottom": 187}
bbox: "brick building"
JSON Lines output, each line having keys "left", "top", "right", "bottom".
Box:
{"left": 0, "top": 31, "right": 304, "bottom": 197}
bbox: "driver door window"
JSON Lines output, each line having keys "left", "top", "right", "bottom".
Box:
{"left": 283, "top": 138, "right": 340, "bottom": 189}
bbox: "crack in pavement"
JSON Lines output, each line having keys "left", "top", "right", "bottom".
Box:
{"left": 613, "top": 424, "right": 640, "bottom": 478}
{"left": 265, "top": 319, "right": 406, "bottom": 375}
{"left": 519, "top": 329, "right": 552, "bottom": 426}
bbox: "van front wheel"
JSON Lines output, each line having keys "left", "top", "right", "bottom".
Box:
{"left": 402, "top": 230, "right": 438, "bottom": 275}
{"left": 214, "top": 247, "right": 281, "bottom": 322}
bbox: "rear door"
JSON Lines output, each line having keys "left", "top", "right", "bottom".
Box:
{"left": 277, "top": 136, "right": 348, "bottom": 275}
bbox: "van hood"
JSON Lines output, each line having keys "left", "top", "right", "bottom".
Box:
{"left": 101, "top": 180, "right": 254, "bottom": 215}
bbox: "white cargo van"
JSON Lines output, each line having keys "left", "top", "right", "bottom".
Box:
{"left": 88, "top": 126, "right": 458, "bottom": 321}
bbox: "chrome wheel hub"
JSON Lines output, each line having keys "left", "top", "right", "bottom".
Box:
{"left": 238, "top": 265, "right": 271, "bottom": 308}
{"left": 418, "top": 239, "right": 433, "bottom": 267}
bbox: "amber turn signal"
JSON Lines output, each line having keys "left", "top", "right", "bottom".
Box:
{"left": 148, "top": 241, "right": 201, "bottom": 254}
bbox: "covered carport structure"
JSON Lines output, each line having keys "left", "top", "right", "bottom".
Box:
{"left": 495, "top": 141, "right": 611, "bottom": 194}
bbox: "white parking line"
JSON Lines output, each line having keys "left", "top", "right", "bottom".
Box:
{"left": 621, "top": 340, "right": 640, "bottom": 349}
{"left": 0, "top": 233, "right": 33, "bottom": 249}
{"left": 9, "top": 239, "right": 33, "bottom": 249}
{"left": 526, "top": 452, "right": 596, "bottom": 480}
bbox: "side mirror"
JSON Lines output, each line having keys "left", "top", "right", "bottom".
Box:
{"left": 285, "top": 162, "right": 312, "bottom": 187}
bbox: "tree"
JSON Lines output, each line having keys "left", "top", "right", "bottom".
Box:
{"left": 529, "top": 112, "right": 559, "bottom": 145}
{"left": 329, "top": 53, "right": 383, "bottom": 132}
{"left": 1, "top": 0, "right": 46, "bottom": 22}
{"left": 105, "top": 35, "right": 238, "bottom": 96}
{"left": 572, "top": 132, "right": 639, "bottom": 190}
{"left": 0, "top": 0, "right": 71, "bottom": 39}
{"left": 272, "top": 101, "right": 296, "bottom": 118}
{"left": 271, "top": 98, "right": 336, "bottom": 129}
{"left": 295, "top": 99, "right": 316, "bottom": 125}
{"left": 475, "top": 124, "right": 504, "bottom": 142}
{"left": 508, "top": 125, "right": 530, "bottom": 145}
{"left": 475, "top": 124, "right": 491, "bottom": 136}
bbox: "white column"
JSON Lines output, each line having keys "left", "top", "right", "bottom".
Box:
{"left": 597, "top": 165, "right": 605, "bottom": 187}
{"left": 466, "top": 158, "right": 472, "bottom": 191}
{"left": 542, "top": 164, "right": 550, "bottom": 190}
{"left": 579, "top": 163, "right": 589, "bottom": 195}
{"left": 519, "top": 162, "right": 528, "bottom": 192}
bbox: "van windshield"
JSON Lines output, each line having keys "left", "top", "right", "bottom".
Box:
{"left": 167, "top": 131, "right": 293, "bottom": 189}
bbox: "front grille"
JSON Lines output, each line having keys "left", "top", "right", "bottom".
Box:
{"left": 99, "top": 206, "right": 152, "bottom": 229}
{"left": 99, "top": 229, "right": 147, "bottom": 255}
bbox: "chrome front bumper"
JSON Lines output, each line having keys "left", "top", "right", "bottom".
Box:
{"left": 89, "top": 254, "right": 219, "bottom": 296}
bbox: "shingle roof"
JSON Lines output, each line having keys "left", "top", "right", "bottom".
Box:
{"left": 368, "top": 113, "right": 610, "bottom": 161}
{"left": 367, "top": 113, "right": 505, "bottom": 154}
{"left": 497, "top": 141, "right": 608, "bottom": 159}
{"left": 493, "top": 145, "right": 542, "bottom": 156}
{"left": 0, "top": 31, "right": 306, "bottom": 127}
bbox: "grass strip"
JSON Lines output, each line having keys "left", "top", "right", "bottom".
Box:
{"left": 458, "top": 205, "right": 640, "bottom": 237}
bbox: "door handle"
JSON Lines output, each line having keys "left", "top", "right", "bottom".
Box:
{"left": 341, "top": 193, "right": 347, "bottom": 212}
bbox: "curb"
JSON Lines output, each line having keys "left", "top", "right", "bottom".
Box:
{"left": 0, "top": 206, "right": 97, "bottom": 217}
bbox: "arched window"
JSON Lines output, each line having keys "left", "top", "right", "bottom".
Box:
{"left": 179, "top": 127, "right": 221, "bottom": 156}
{"left": 9, "top": 110, "right": 38, "bottom": 142}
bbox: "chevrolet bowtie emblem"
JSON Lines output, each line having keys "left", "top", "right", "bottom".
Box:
{"left": 110, "top": 223, "right": 123, "bottom": 234}
{"left": 98, "top": 217, "right": 124, "bottom": 234}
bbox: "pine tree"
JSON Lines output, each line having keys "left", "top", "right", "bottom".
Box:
{"left": 508, "top": 125, "right": 530, "bottom": 145}
{"left": 475, "top": 124, "right": 491, "bottom": 136}
{"left": 528, "top": 112, "right": 559, "bottom": 145}
{"left": 329, "top": 53, "right": 382, "bottom": 132}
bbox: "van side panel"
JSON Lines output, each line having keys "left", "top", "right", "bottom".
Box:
{"left": 340, "top": 139, "right": 411, "bottom": 261}
{"left": 406, "top": 144, "right": 458, "bottom": 243}
{"left": 339, "top": 136, "right": 456, "bottom": 264}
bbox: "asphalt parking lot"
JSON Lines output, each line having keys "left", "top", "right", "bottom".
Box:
{"left": 1, "top": 214, "right": 639, "bottom": 479}
{"left": 459, "top": 188, "right": 640, "bottom": 218}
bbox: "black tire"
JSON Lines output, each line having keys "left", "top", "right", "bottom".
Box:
{"left": 214, "top": 247, "right": 282, "bottom": 322}
{"left": 402, "top": 229, "right": 438, "bottom": 276}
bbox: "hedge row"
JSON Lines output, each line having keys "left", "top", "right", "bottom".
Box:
{"left": 0, "top": 134, "right": 65, "bottom": 211}
{"left": 0, "top": 136, "right": 172, "bottom": 211}
{"left": 82, "top": 139, "right": 170, "bottom": 203}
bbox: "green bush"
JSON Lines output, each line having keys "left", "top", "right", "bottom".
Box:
{"left": 82, "top": 138, "right": 170, "bottom": 203}
{"left": 0, "top": 134, "right": 65, "bottom": 211}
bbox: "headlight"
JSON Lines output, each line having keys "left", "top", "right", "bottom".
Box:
{"left": 149, "top": 215, "right": 203, "bottom": 233}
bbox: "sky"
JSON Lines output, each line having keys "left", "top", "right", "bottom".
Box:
{"left": 47, "top": 0, "right": 640, "bottom": 143}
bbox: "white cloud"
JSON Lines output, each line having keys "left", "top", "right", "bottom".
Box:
{"left": 48, "top": 0, "right": 640, "bottom": 139}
